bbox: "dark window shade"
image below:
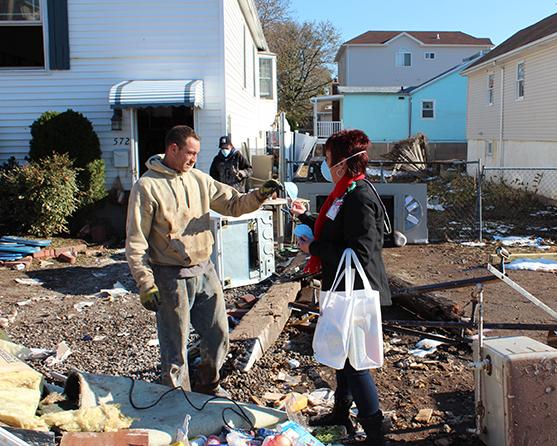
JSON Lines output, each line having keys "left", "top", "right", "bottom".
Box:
{"left": 47, "top": 0, "right": 69, "bottom": 69}
{"left": 0, "top": 25, "right": 44, "bottom": 67}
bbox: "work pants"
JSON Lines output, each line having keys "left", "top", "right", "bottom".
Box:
{"left": 152, "top": 263, "right": 229, "bottom": 392}
{"left": 336, "top": 359, "right": 380, "bottom": 418}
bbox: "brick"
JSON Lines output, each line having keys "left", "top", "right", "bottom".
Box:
{"left": 57, "top": 252, "right": 77, "bottom": 264}
{"left": 60, "top": 431, "right": 149, "bottom": 446}
{"left": 415, "top": 408, "right": 434, "bottom": 423}
{"left": 3, "top": 256, "right": 32, "bottom": 270}
{"left": 33, "top": 248, "right": 54, "bottom": 259}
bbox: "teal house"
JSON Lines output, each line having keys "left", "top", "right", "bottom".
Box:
{"left": 328, "top": 55, "right": 482, "bottom": 157}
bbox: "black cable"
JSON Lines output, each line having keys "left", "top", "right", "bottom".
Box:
{"left": 127, "top": 377, "right": 255, "bottom": 431}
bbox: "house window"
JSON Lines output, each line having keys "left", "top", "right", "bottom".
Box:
{"left": 421, "top": 100, "right": 434, "bottom": 119}
{"left": 0, "top": 0, "right": 44, "bottom": 68}
{"left": 259, "top": 57, "right": 273, "bottom": 99}
{"left": 425, "top": 52, "right": 435, "bottom": 60}
{"left": 396, "top": 49, "right": 412, "bottom": 67}
{"left": 516, "top": 62, "right": 525, "bottom": 99}
{"left": 488, "top": 74, "right": 494, "bottom": 105}
{"left": 486, "top": 141, "right": 493, "bottom": 157}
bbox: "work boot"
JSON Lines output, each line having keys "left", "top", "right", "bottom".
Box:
{"left": 358, "top": 410, "right": 385, "bottom": 446}
{"left": 308, "top": 396, "right": 355, "bottom": 435}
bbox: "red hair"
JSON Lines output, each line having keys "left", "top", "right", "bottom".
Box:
{"left": 324, "top": 129, "right": 370, "bottom": 176}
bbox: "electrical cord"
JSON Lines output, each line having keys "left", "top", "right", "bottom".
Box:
{"left": 127, "top": 377, "right": 255, "bottom": 431}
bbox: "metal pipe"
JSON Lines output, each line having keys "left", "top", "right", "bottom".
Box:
{"left": 392, "top": 275, "right": 498, "bottom": 296}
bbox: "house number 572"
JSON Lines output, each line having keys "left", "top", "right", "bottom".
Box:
{"left": 113, "top": 137, "right": 130, "bottom": 145}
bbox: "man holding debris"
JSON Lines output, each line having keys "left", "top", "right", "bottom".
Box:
{"left": 209, "top": 135, "right": 253, "bottom": 192}
{"left": 126, "top": 125, "right": 282, "bottom": 396}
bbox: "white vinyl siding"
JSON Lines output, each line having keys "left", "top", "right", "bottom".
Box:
{"left": 0, "top": 0, "right": 225, "bottom": 187}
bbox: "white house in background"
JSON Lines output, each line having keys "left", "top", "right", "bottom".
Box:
{"left": 462, "top": 12, "right": 557, "bottom": 169}
{"left": 0, "top": 0, "right": 277, "bottom": 189}
{"left": 336, "top": 31, "right": 492, "bottom": 87}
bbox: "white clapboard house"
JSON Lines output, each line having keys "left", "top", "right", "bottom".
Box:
{"left": 0, "top": 0, "right": 277, "bottom": 189}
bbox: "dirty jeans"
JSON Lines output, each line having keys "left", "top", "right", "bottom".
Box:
{"left": 336, "top": 359, "right": 380, "bottom": 418}
{"left": 152, "top": 263, "right": 229, "bottom": 392}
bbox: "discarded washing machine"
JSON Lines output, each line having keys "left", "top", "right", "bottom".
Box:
{"left": 473, "top": 336, "right": 557, "bottom": 446}
{"left": 209, "top": 210, "right": 275, "bottom": 289}
{"left": 295, "top": 182, "right": 428, "bottom": 244}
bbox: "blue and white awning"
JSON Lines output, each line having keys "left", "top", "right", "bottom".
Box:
{"left": 109, "top": 80, "right": 204, "bottom": 109}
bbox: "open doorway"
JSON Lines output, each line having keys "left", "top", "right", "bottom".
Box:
{"left": 137, "top": 106, "right": 194, "bottom": 175}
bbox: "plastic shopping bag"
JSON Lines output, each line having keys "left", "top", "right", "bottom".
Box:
{"left": 347, "top": 251, "right": 383, "bottom": 370}
{"left": 312, "top": 250, "right": 356, "bottom": 369}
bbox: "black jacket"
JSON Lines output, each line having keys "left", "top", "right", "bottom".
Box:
{"left": 300, "top": 179, "right": 391, "bottom": 303}
{"left": 209, "top": 149, "right": 253, "bottom": 193}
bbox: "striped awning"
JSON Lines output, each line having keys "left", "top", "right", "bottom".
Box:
{"left": 109, "top": 80, "right": 204, "bottom": 109}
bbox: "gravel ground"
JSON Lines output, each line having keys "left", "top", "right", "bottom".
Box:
{"left": 2, "top": 242, "right": 555, "bottom": 444}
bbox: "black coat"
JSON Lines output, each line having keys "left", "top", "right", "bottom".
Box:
{"left": 300, "top": 179, "right": 391, "bottom": 303}
{"left": 209, "top": 149, "right": 253, "bottom": 193}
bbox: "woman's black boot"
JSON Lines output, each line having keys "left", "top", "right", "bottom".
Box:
{"left": 358, "top": 410, "right": 385, "bottom": 446}
{"left": 308, "top": 396, "right": 355, "bottom": 434}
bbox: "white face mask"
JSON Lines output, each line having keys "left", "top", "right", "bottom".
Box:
{"left": 220, "top": 148, "right": 231, "bottom": 157}
{"left": 321, "top": 150, "right": 367, "bottom": 182}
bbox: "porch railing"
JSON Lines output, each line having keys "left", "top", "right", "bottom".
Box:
{"left": 316, "top": 121, "right": 343, "bottom": 139}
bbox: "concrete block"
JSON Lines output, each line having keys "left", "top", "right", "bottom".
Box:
{"left": 230, "top": 280, "right": 301, "bottom": 371}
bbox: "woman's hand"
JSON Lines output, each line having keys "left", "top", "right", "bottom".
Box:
{"left": 297, "top": 236, "right": 312, "bottom": 254}
{"left": 290, "top": 200, "right": 307, "bottom": 217}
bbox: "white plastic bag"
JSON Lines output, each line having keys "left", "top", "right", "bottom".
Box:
{"left": 312, "top": 249, "right": 355, "bottom": 369}
{"left": 347, "top": 252, "right": 383, "bottom": 370}
{"left": 312, "top": 249, "right": 383, "bottom": 370}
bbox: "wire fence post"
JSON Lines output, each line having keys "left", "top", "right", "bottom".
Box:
{"left": 477, "top": 159, "right": 483, "bottom": 241}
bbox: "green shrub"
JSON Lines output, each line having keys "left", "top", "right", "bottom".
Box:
{"left": 29, "top": 109, "right": 106, "bottom": 208}
{"left": 0, "top": 154, "right": 79, "bottom": 237}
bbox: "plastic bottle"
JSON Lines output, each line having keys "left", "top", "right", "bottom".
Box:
{"left": 190, "top": 435, "right": 207, "bottom": 446}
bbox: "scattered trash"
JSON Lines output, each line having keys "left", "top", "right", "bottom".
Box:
{"left": 427, "top": 203, "right": 445, "bottom": 212}
{"left": 16, "top": 300, "right": 32, "bottom": 307}
{"left": 147, "top": 338, "right": 159, "bottom": 347}
{"left": 409, "top": 339, "right": 444, "bottom": 358}
{"left": 14, "top": 278, "right": 44, "bottom": 286}
{"left": 172, "top": 414, "right": 191, "bottom": 446}
{"left": 82, "top": 335, "right": 93, "bottom": 342}
{"left": 263, "top": 392, "right": 285, "bottom": 402}
{"left": 293, "top": 225, "right": 314, "bottom": 242}
{"left": 73, "top": 301, "right": 95, "bottom": 312}
{"left": 59, "top": 430, "right": 149, "bottom": 446}
{"left": 506, "top": 258, "right": 557, "bottom": 273}
{"left": 460, "top": 241, "right": 486, "bottom": 247}
{"left": 97, "top": 282, "right": 129, "bottom": 299}
{"left": 414, "top": 408, "right": 434, "bottom": 424}
{"left": 311, "top": 425, "right": 347, "bottom": 444}
{"left": 45, "top": 341, "right": 72, "bottom": 367}
{"left": 40, "top": 260, "right": 54, "bottom": 268}
{"left": 274, "top": 393, "right": 308, "bottom": 412}
{"left": 307, "top": 388, "right": 335, "bottom": 407}
{"left": 287, "top": 358, "right": 300, "bottom": 369}
{"left": 92, "top": 335, "right": 106, "bottom": 342}
{"left": 91, "top": 272, "right": 106, "bottom": 278}
{"left": 278, "top": 420, "right": 325, "bottom": 446}
{"left": 276, "top": 372, "right": 301, "bottom": 386}
{"left": 493, "top": 236, "right": 550, "bottom": 250}
{"left": 0, "top": 310, "right": 18, "bottom": 328}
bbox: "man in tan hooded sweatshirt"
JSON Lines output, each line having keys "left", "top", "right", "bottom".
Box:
{"left": 126, "top": 125, "right": 281, "bottom": 396}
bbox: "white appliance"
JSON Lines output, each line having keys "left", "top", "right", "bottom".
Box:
{"left": 474, "top": 336, "right": 557, "bottom": 446}
{"left": 295, "top": 182, "right": 428, "bottom": 244}
{"left": 209, "top": 210, "right": 275, "bottom": 289}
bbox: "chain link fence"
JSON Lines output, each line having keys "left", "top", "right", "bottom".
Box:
{"left": 367, "top": 160, "right": 481, "bottom": 242}
{"left": 481, "top": 167, "right": 557, "bottom": 241}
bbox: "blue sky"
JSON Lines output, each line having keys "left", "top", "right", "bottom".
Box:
{"left": 290, "top": 0, "right": 557, "bottom": 46}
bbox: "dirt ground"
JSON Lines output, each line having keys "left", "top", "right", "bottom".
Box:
{"left": 1, "top": 241, "right": 556, "bottom": 445}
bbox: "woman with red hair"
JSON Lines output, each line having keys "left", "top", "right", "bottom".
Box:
{"left": 292, "top": 129, "right": 390, "bottom": 445}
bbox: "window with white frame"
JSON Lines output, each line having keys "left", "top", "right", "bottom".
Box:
{"left": 516, "top": 62, "right": 525, "bottom": 99}
{"left": 259, "top": 57, "right": 273, "bottom": 99}
{"left": 396, "top": 49, "right": 412, "bottom": 67}
{"left": 421, "top": 100, "right": 434, "bottom": 119}
{"left": 488, "top": 74, "right": 494, "bottom": 105}
{"left": 0, "top": 0, "right": 44, "bottom": 68}
{"left": 425, "top": 52, "right": 435, "bottom": 60}
{"left": 486, "top": 141, "right": 493, "bottom": 157}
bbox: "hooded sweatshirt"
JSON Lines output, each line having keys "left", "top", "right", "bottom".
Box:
{"left": 126, "top": 154, "right": 265, "bottom": 292}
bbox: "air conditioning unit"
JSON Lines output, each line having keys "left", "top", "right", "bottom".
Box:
{"left": 209, "top": 210, "right": 275, "bottom": 289}
{"left": 474, "top": 336, "right": 557, "bottom": 446}
{"left": 295, "top": 182, "right": 428, "bottom": 244}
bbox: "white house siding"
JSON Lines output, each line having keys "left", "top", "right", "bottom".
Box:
{"left": 466, "top": 39, "right": 557, "bottom": 169}
{"left": 340, "top": 35, "right": 489, "bottom": 87}
{"left": 222, "top": 0, "right": 276, "bottom": 158}
{"left": 0, "top": 0, "right": 224, "bottom": 189}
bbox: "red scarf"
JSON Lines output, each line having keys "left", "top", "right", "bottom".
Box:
{"left": 305, "top": 174, "right": 365, "bottom": 273}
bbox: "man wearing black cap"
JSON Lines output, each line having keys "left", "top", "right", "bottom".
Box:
{"left": 209, "top": 135, "right": 253, "bottom": 192}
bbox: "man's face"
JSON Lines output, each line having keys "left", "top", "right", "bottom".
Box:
{"left": 170, "top": 137, "right": 200, "bottom": 172}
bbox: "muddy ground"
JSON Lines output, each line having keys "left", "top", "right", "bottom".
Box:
{"left": 1, "top": 242, "right": 556, "bottom": 445}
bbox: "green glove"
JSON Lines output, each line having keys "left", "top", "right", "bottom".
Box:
{"left": 258, "top": 179, "right": 283, "bottom": 198}
{"left": 139, "top": 286, "right": 160, "bottom": 311}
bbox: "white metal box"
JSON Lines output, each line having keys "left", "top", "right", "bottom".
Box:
{"left": 474, "top": 336, "right": 557, "bottom": 446}
{"left": 209, "top": 210, "right": 275, "bottom": 289}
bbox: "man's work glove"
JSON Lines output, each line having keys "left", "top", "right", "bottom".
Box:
{"left": 140, "top": 286, "right": 160, "bottom": 311}
{"left": 258, "top": 179, "right": 283, "bottom": 199}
